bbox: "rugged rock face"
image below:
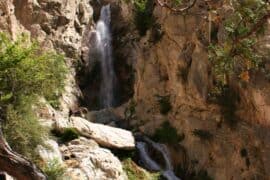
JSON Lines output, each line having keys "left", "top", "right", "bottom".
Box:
{"left": 60, "top": 137, "right": 127, "bottom": 180}
{"left": 107, "top": 1, "right": 270, "bottom": 179}
{"left": 13, "top": 0, "right": 92, "bottom": 57}
{"left": 37, "top": 139, "right": 63, "bottom": 164}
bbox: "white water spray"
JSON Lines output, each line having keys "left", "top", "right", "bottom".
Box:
{"left": 137, "top": 137, "right": 181, "bottom": 180}
{"left": 95, "top": 5, "right": 115, "bottom": 108}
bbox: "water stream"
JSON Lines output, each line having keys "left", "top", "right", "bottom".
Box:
{"left": 94, "top": 4, "right": 116, "bottom": 108}
{"left": 137, "top": 137, "right": 181, "bottom": 180}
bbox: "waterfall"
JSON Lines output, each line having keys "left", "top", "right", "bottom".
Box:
{"left": 136, "top": 137, "right": 181, "bottom": 180}
{"left": 137, "top": 142, "right": 161, "bottom": 171}
{"left": 95, "top": 4, "right": 115, "bottom": 108}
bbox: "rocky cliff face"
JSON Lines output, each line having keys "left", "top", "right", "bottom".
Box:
{"left": 0, "top": 0, "right": 94, "bottom": 117}
{"left": 0, "top": 0, "right": 92, "bottom": 57}
{"left": 107, "top": 1, "right": 270, "bottom": 179}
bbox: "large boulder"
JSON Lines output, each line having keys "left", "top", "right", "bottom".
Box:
{"left": 60, "top": 137, "right": 127, "bottom": 180}
{"left": 55, "top": 116, "right": 135, "bottom": 150}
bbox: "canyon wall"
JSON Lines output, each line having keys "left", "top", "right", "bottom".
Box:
{"left": 111, "top": 1, "right": 270, "bottom": 179}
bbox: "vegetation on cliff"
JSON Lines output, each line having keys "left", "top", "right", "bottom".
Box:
{"left": 134, "top": 0, "right": 155, "bottom": 35}
{"left": 209, "top": 0, "right": 269, "bottom": 86}
{"left": 122, "top": 158, "right": 161, "bottom": 180}
{"left": 0, "top": 33, "right": 66, "bottom": 161}
{"left": 42, "top": 159, "right": 66, "bottom": 180}
{"left": 152, "top": 121, "right": 185, "bottom": 144}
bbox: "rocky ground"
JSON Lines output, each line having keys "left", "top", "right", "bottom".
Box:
{"left": 38, "top": 104, "right": 133, "bottom": 180}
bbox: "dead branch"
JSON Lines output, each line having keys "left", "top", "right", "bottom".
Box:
{"left": 156, "top": 0, "right": 197, "bottom": 13}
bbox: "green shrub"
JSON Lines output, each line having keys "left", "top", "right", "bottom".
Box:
{"left": 60, "top": 128, "right": 80, "bottom": 143}
{"left": 208, "top": 84, "right": 240, "bottom": 127}
{"left": 155, "top": 95, "right": 172, "bottom": 115}
{"left": 134, "top": 0, "right": 155, "bottom": 36}
{"left": 46, "top": 93, "right": 62, "bottom": 109}
{"left": 122, "top": 158, "right": 160, "bottom": 180}
{"left": 0, "top": 33, "right": 66, "bottom": 104}
{"left": 3, "top": 101, "right": 48, "bottom": 160}
{"left": 192, "top": 129, "right": 213, "bottom": 141}
{"left": 42, "top": 159, "right": 66, "bottom": 180}
{"left": 172, "top": 0, "right": 182, "bottom": 6}
{"left": 152, "top": 121, "right": 184, "bottom": 144}
{"left": 124, "top": 99, "right": 137, "bottom": 121}
{"left": 0, "top": 33, "right": 67, "bottom": 161}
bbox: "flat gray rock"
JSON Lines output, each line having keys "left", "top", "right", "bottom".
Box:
{"left": 55, "top": 116, "right": 135, "bottom": 150}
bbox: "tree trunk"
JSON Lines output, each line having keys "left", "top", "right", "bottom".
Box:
{"left": 0, "top": 131, "right": 46, "bottom": 180}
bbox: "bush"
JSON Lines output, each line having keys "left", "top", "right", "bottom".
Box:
{"left": 60, "top": 128, "right": 80, "bottom": 143}
{"left": 152, "top": 121, "right": 184, "bottom": 144}
{"left": 122, "top": 158, "right": 160, "bottom": 180}
{"left": 0, "top": 33, "right": 67, "bottom": 161}
{"left": 124, "top": 99, "right": 137, "bottom": 121}
{"left": 42, "top": 159, "right": 66, "bottom": 180}
{"left": 208, "top": 84, "right": 240, "bottom": 127}
{"left": 134, "top": 0, "right": 155, "bottom": 36}
{"left": 0, "top": 33, "right": 66, "bottom": 103}
{"left": 3, "top": 101, "right": 48, "bottom": 159}
{"left": 155, "top": 95, "right": 172, "bottom": 115}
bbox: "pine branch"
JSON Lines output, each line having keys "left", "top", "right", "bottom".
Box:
{"left": 235, "top": 11, "right": 270, "bottom": 43}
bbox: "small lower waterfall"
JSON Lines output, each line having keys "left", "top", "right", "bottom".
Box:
{"left": 93, "top": 4, "right": 116, "bottom": 108}
{"left": 137, "top": 137, "right": 181, "bottom": 180}
{"left": 137, "top": 142, "right": 161, "bottom": 171}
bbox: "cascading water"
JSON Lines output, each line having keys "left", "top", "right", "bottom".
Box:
{"left": 137, "top": 137, "right": 181, "bottom": 180}
{"left": 95, "top": 4, "right": 116, "bottom": 108}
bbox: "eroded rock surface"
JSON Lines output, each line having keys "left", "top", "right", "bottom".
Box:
{"left": 60, "top": 137, "right": 127, "bottom": 180}
{"left": 108, "top": 1, "right": 270, "bottom": 179}
{"left": 37, "top": 139, "right": 63, "bottom": 164}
